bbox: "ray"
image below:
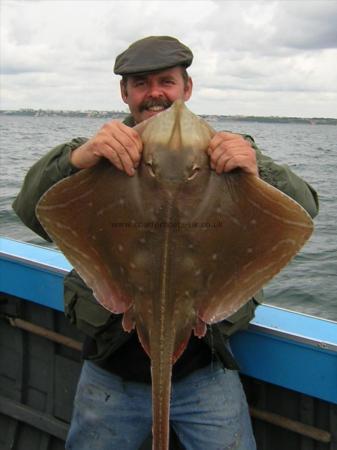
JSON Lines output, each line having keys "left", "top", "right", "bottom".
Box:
{"left": 36, "top": 100, "right": 313, "bottom": 450}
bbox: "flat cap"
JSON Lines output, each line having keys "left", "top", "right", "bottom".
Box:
{"left": 114, "top": 36, "right": 193, "bottom": 75}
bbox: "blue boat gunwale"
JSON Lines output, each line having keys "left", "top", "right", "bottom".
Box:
{"left": 1, "top": 237, "right": 335, "bottom": 346}
{"left": 0, "top": 236, "right": 72, "bottom": 274}
{"left": 1, "top": 236, "right": 336, "bottom": 404}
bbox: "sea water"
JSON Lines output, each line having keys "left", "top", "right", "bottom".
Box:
{"left": 0, "top": 115, "right": 336, "bottom": 320}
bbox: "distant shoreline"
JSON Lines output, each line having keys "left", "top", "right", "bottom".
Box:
{"left": 1, "top": 109, "right": 336, "bottom": 125}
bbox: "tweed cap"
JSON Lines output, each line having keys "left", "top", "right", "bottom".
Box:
{"left": 114, "top": 36, "right": 193, "bottom": 75}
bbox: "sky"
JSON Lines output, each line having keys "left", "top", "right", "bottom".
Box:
{"left": 1, "top": 0, "right": 337, "bottom": 118}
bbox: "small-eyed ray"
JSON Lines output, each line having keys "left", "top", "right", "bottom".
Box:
{"left": 36, "top": 100, "right": 313, "bottom": 450}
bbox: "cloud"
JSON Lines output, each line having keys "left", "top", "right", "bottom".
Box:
{"left": 1, "top": 0, "right": 337, "bottom": 117}
{"left": 272, "top": 1, "right": 337, "bottom": 50}
{"left": 188, "top": 0, "right": 337, "bottom": 113}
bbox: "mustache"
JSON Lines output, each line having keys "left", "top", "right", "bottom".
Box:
{"left": 139, "top": 98, "right": 172, "bottom": 112}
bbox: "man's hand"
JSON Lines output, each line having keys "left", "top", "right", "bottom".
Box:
{"left": 208, "top": 132, "right": 258, "bottom": 176}
{"left": 70, "top": 121, "right": 143, "bottom": 176}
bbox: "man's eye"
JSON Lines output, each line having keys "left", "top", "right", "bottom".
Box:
{"left": 134, "top": 81, "right": 145, "bottom": 87}
{"left": 163, "top": 79, "right": 174, "bottom": 85}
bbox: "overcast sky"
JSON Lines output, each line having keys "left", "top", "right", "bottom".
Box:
{"left": 1, "top": 0, "right": 337, "bottom": 117}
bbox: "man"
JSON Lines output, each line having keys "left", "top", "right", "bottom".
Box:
{"left": 13, "top": 36, "right": 318, "bottom": 450}
{"left": 70, "top": 38, "right": 258, "bottom": 177}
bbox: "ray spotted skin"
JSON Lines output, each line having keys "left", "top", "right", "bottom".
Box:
{"left": 36, "top": 101, "right": 313, "bottom": 450}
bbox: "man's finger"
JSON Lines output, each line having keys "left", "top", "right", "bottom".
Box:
{"left": 208, "top": 131, "right": 237, "bottom": 153}
{"left": 93, "top": 143, "right": 123, "bottom": 171}
{"left": 104, "top": 139, "right": 136, "bottom": 176}
{"left": 114, "top": 135, "right": 140, "bottom": 167}
{"left": 116, "top": 122, "right": 143, "bottom": 155}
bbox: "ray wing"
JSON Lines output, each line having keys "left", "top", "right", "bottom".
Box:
{"left": 36, "top": 101, "right": 314, "bottom": 450}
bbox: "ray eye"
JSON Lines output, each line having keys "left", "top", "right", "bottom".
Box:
{"left": 147, "top": 163, "right": 156, "bottom": 177}
{"left": 187, "top": 166, "right": 200, "bottom": 181}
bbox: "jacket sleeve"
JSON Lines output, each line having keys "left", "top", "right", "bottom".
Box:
{"left": 245, "top": 136, "right": 319, "bottom": 219}
{"left": 12, "top": 137, "right": 87, "bottom": 241}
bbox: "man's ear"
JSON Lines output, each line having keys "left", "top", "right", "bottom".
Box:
{"left": 184, "top": 77, "right": 193, "bottom": 102}
{"left": 120, "top": 80, "right": 128, "bottom": 103}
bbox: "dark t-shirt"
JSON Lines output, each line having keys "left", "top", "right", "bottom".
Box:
{"left": 83, "top": 333, "right": 213, "bottom": 383}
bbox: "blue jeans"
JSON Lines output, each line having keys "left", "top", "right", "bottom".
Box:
{"left": 66, "top": 360, "right": 256, "bottom": 450}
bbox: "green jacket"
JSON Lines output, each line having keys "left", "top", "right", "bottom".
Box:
{"left": 12, "top": 124, "right": 319, "bottom": 369}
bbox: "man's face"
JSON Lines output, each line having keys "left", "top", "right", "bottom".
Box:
{"left": 120, "top": 66, "right": 193, "bottom": 124}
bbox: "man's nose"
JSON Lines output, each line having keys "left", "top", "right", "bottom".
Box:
{"left": 147, "top": 83, "right": 163, "bottom": 98}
